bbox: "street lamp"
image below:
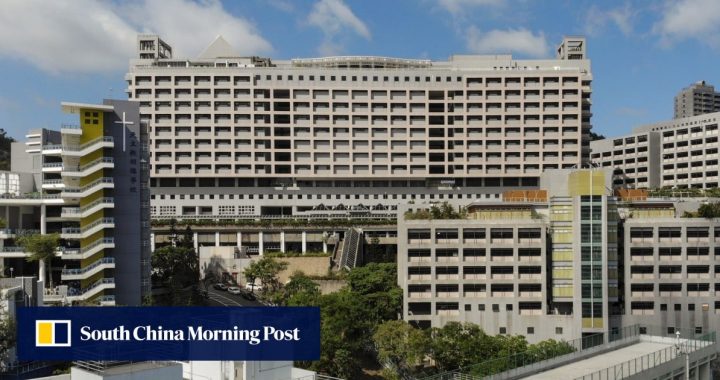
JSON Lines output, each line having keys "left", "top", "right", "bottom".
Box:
{"left": 675, "top": 329, "right": 690, "bottom": 380}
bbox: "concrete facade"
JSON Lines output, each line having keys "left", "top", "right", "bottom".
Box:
{"left": 126, "top": 35, "right": 593, "bottom": 219}
{"left": 591, "top": 112, "right": 720, "bottom": 189}
{"left": 674, "top": 81, "right": 720, "bottom": 119}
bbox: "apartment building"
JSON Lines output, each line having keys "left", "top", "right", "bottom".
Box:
{"left": 397, "top": 168, "right": 719, "bottom": 342}
{"left": 623, "top": 208, "right": 720, "bottom": 336}
{"left": 674, "top": 81, "right": 720, "bottom": 119}
{"left": 397, "top": 169, "right": 620, "bottom": 343}
{"left": 126, "top": 34, "right": 593, "bottom": 219}
{"left": 590, "top": 112, "right": 720, "bottom": 189}
{"left": 0, "top": 100, "right": 150, "bottom": 306}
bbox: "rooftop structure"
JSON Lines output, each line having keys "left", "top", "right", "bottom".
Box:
{"left": 674, "top": 81, "right": 720, "bottom": 119}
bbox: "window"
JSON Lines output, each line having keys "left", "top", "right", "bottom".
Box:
{"left": 674, "top": 304, "right": 681, "bottom": 311}
{"left": 506, "top": 304, "right": 513, "bottom": 311}
{"left": 688, "top": 304, "right": 695, "bottom": 311}
{"left": 639, "top": 327, "right": 647, "bottom": 334}
{"left": 660, "top": 304, "right": 667, "bottom": 311}
{"left": 667, "top": 327, "right": 675, "bottom": 334}
{"left": 555, "top": 327, "right": 563, "bottom": 335}
{"left": 527, "top": 327, "right": 534, "bottom": 335}
{"left": 499, "top": 327, "right": 506, "bottom": 334}
{"left": 696, "top": 327, "right": 703, "bottom": 334}
{"left": 492, "top": 304, "right": 500, "bottom": 312}
{"left": 478, "top": 304, "right": 485, "bottom": 311}
{"left": 465, "top": 304, "right": 471, "bottom": 311}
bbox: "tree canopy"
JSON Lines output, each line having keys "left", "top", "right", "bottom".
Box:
{"left": 697, "top": 202, "right": 720, "bottom": 218}
{"left": 0, "top": 129, "right": 15, "bottom": 171}
{"left": 243, "top": 256, "right": 288, "bottom": 292}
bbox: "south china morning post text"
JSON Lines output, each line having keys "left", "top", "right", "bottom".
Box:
{"left": 79, "top": 324, "right": 301, "bottom": 345}
{"left": 17, "top": 306, "right": 320, "bottom": 361}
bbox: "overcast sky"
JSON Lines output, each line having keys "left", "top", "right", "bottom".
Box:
{"left": 1, "top": 0, "right": 719, "bottom": 139}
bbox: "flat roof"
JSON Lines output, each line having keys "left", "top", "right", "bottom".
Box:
{"left": 522, "top": 341, "right": 672, "bottom": 380}
{"left": 61, "top": 102, "right": 114, "bottom": 114}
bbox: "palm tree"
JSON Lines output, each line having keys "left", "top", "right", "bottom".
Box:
{"left": 17, "top": 233, "right": 59, "bottom": 288}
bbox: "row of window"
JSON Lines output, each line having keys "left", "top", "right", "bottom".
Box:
{"left": 134, "top": 75, "right": 583, "bottom": 86}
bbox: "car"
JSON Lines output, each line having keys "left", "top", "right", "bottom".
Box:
{"left": 241, "top": 290, "right": 256, "bottom": 301}
{"left": 227, "top": 286, "right": 242, "bottom": 295}
{"left": 213, "top": 283, "right": 228, "bottom": 291}
{"left": 244, "top": 282, "right": 263, "bottom": 291}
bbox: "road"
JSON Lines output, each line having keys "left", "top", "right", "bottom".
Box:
{"left": 205, "top": 286, "right": 264, "bottom": 307}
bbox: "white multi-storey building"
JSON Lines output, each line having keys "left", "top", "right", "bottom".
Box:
{"left": 126, "top": 35, "right": 592, "bottom": 219}
{"left": 591, "top": 112, "right": 720, "bottom": 189}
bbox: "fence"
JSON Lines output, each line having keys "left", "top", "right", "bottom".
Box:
{"left": 416, "top": 325, "right": 641, "bottom": 380}
{"left": 574, "top": 331, "right": 716, "bottom": 380}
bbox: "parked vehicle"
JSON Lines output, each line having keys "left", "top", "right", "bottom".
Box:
{"left": 213, "top": 283, "right": 228, "bottom": 291}
{"left": 241, "top": 290, "right": 256, "bottom": 301}
{"left": 228, "top": 286, "right": 242, "bottom": 295}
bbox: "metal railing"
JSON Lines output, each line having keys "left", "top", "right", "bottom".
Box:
{"left": 0, "top": 193, "right": 61, "bottom": 200}
{"left": 574, "top": 332, "right": 716, "bottom": 380}
{"left": 61, "top": 217, "right": 114, "bottom": 235}
{"left": 66, "top": 157, "right": 114, "bottom": 172}
{"left": 62, "top": 257, "right": 115, "bottom": 275}
{"left": 62, "top": 177, "right": 114, "bottom": 193}
{"left": 63, "top": 136, "right": 113, "bottom": 151}
{"left": 62, "top": 197, "right": 114, "bottom": 215}
{"left": 60, "top": 237, "right": 115, "bottom": 258}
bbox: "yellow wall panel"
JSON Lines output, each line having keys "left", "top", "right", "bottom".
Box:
{"left": 80, "top": 109, "right": 104, "bottom": 144}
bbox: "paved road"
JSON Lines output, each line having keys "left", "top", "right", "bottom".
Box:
{"left": 205, "top": 286, "right": 264, "bottom": 307}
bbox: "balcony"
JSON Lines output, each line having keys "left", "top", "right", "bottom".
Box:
{"left": 60, "top": 124, "right": 82, "bottom": 135}
{"left": 61, "top": 178, "right": 114, "bottom": 198}
{"left": 61, "top": 257, "right": 115, "bottom": 280}
{"left": 60, "top": 238, "right": 115, "bottom": 260}
{"left": 60, "top": 218, "right": 114, "bottom": 239}
{"left": 41, "top": 162, "right": 63, "bottom": 173}
{"left": 41, "top": 179, "right": 65, "bottom": 190}
{"left": 62, "top": 157, "right": 114, "bottom": 177}
{"left": 61, "top": 197, "right": 114, "bottom": 219}
{"left": 61, "top": 136, "right": 114, "bottom": 156}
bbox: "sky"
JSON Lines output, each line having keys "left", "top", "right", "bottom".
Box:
{"left": 1, "top": 0, "right": 720, "bottom": 140}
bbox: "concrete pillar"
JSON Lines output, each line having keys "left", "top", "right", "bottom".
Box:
{"left": 322, "top": 232, "right": 327, "bottom": 254}
{"left": 193, "top": 232, "right": 198, "bottom": 251}
{"left": 301, "top": 231, "right": 307, "bottom": 253}
{"left": 258, "top": 231, "right": 264, "bottom": 256}
{"left": 280, "top": 231, "right": 285, "bottom": 253}
{"left": 215, "top": 231, "right": 220, "bottom": 247}
{"left": 38, "top": 205, "right": 46, "bottom": 286}
{"left": 150, "top": 233, "right": 155, "bottom": 252}
{"left": 40, "top": 205, "right": 46, "bottom": 234}
{"left": 237, "top": 232, "right": 242, "bottom": 249}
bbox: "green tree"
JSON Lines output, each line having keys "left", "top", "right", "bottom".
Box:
{"left": 282, "top": 271, "right": 320, "bottom": 305}
{"left": 18, "top": 233, "right": 59, "bottom": 287}
{"left": 429, "top": 322, "right": 496, "bottom": 371}
{"left": 243, "top": 257, "right": 288, "bottom": 292}
{"left": 697, "top": 202, "right": 720, "bottom": 218}
{"left": 0, "top": 129, "right": 15, "bottom": 171}
{"left": 374, "top": 320, "right": 430, "bottom": 374}
{"left": 589, "top": 131, "right": 605, "bottom": 141}
{"left": 0, "top": 314, "right": 16, "bottom": 368}
{"left": 151, "top": 245, "right": 201, "bottom": 305}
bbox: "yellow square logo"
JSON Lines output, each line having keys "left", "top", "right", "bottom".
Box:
{"left": 36, "top": 320, "right": 71, "bottom": 347}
